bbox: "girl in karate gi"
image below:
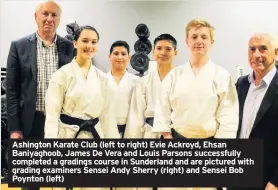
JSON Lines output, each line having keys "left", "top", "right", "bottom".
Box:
{"left": 44, "top": 25, "right": 119, "bottom": 190}
{"left": 107, "top": 41, "right": 139, "bottom": 138}
{"left": 152, "top": 19, "right": 238, "bottom": 190}
{"left": 124, "top": 34, "right": 177, "bottom": 139}
{"left": 44, "top": 25, "right": 120, "bottom": 140}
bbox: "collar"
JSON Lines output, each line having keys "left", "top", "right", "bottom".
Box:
{"left": 109, "top": 69, "right": 128, "bottom": 78}
{"left": 248, "top": 65, "right": 277, "bottom": 86}
{"left": 36, "top": 32, "right": 57, "bottom": 47}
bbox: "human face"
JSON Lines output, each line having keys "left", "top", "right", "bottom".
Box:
{"left": 186, "top": 27, "right": 214, "bottom": 57}
{"left": 35, "top": 1, "right": 61, "bottom": 35}
{"left": 248, "top": 34, "right": 275, "bottom": 74}
{"left": 153, "top": 40, "right": 177, "bottom": 65}
{"left": 74, "top": 29, "right": 98, "bottom": 60}
{"left": 109, "top": 46, "right": 130, "bottom": 71}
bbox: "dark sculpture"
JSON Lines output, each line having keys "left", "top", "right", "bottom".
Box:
{"left": 134, "top": 39, "right": 152, "bottom": 55}
{"left": 65, "top": 20, "right": 79, "bottom": 56}
{"left": 135, "top": 23, "right": 150, "bottom": 39}
{"left": 65, "top": 20, "right": 79, "bottom": 41}
{"left": 130, "top": 52, "right": 150, "bottom": 77}
{"left": 131, "top": 23, "right": 152, "bottom": 77}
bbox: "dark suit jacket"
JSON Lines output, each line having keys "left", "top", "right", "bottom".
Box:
{"left": 236, "top": 69, "right": 278, "bottom": 189}
{"left": 275, "top": 60, "right": 278, "bottom": 68}
{"left": 6, "top": 33, "right": 74, "bottom": 136}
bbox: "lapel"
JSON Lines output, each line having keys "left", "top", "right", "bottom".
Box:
{"left": 237, "top": 76, "right": 250, "bottom": 138}
{"left": 240, "top": 77, "right": 250, "bottom": 108}
{"left": 239, "top": 76, "right": 250, "bottom": 111}
{"left": 28, "top": 33, "right": 67, "bottom": 80}
{"left": 251, "top": 70, "right": 278, "bottom": 132}
{"left": 28, "top": 33, "right": 37, "bottom": 82}
{"left": 56, "top": 35, "right": 66, "bottom": 68}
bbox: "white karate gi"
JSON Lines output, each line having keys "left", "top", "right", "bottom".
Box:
{"left": 107, "top": 71, "right": 139, "bottom": 190}
{"left": 44, "top": 59, "right": 120, "bottom": 139}
{"left": 107, "top": 70, "right": 139, "bottom": 126}
{"left": 153, "top": 60, "right": 239, "bottom": 139}
{"left": 153, "top": 60, "right": 237, "bottom": 190}
{"left": 124, "top": 70, "right": 164, "bottom": 139}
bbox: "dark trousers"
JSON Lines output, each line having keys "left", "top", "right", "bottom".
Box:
{"left": 26, "top": 111, "right": 45, "bottom": 139}
{"left": 117, "top": 124, "right": 126, "bottom": 138}
{"left": 22, "top": 111, "right": 45, "bottom": 190}
{"left": 171, "top": 129, "right": 223, "bottom": 190}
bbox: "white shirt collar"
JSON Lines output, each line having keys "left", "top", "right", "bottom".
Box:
{"left": 36, "top": 32, "right": 57, "bottom": 47}
{"left": 248, "top": 65, "right": 277, "bottom": 86}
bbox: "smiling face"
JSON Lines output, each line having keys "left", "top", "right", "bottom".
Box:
{"left": 248, "top": 34, "right": 275, "bottom": 74}
{"left": 74, "top": 29, "right": 98, "bottom": 61}
{"left": 153, "top": 40, "right": 177, "bottom": 65}
{"left": 186, "top": 26, "right": 214, "bottom": 57}
{"left": 109, "top": 46, "right": 130, "bottom": 71}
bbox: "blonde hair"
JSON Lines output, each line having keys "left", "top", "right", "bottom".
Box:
{"left": 35, "top": 0, "right": 62, "bottom": 15}
{"left": 185, "top": 19, "right": 215, "bottom": 40}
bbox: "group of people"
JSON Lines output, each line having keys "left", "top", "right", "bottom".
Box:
{"left": 5, "top": 0, "right": 278, "bottom": 190}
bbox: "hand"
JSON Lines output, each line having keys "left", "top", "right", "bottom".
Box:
{"left": 10, "top": 131, "right": 23, "bottom": 139}
{"left": 265, "top": 182, "right": 278, "bottom": 190}
{"left": 162, "top": 132, "right": 172, "bottom": 139}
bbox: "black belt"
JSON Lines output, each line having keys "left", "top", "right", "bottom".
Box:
{"left": 171, "top": 128, "right": 214, "bottom": 139}
{"left": 60, "top": 114, "right": 100, "bottom": 139}
{"left": 145, "top": 117, "right": 154, "bottom": 127}
{"left": 117, "top": 124, "right": 126, "bottom": 138}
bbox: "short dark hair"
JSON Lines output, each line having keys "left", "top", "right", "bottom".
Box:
{"left": 110, "top": 40, "right": 130, "bottom": 54}
{"left": 154, "top": 34, "right": 177, "bottom": 50}
{"left": 74, "top": 25, "right": 99, "bottom": 41}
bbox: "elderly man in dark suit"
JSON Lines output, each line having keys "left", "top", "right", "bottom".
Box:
{"left": 235, "top": 33, "right": 278, "bottom": 190}
{"left": 6, "top": 0, "right": 74, "bottom": 141}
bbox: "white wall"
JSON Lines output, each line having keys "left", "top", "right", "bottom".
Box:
{"left": 1, "top": 0, "right": 278, "bottom": 81}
